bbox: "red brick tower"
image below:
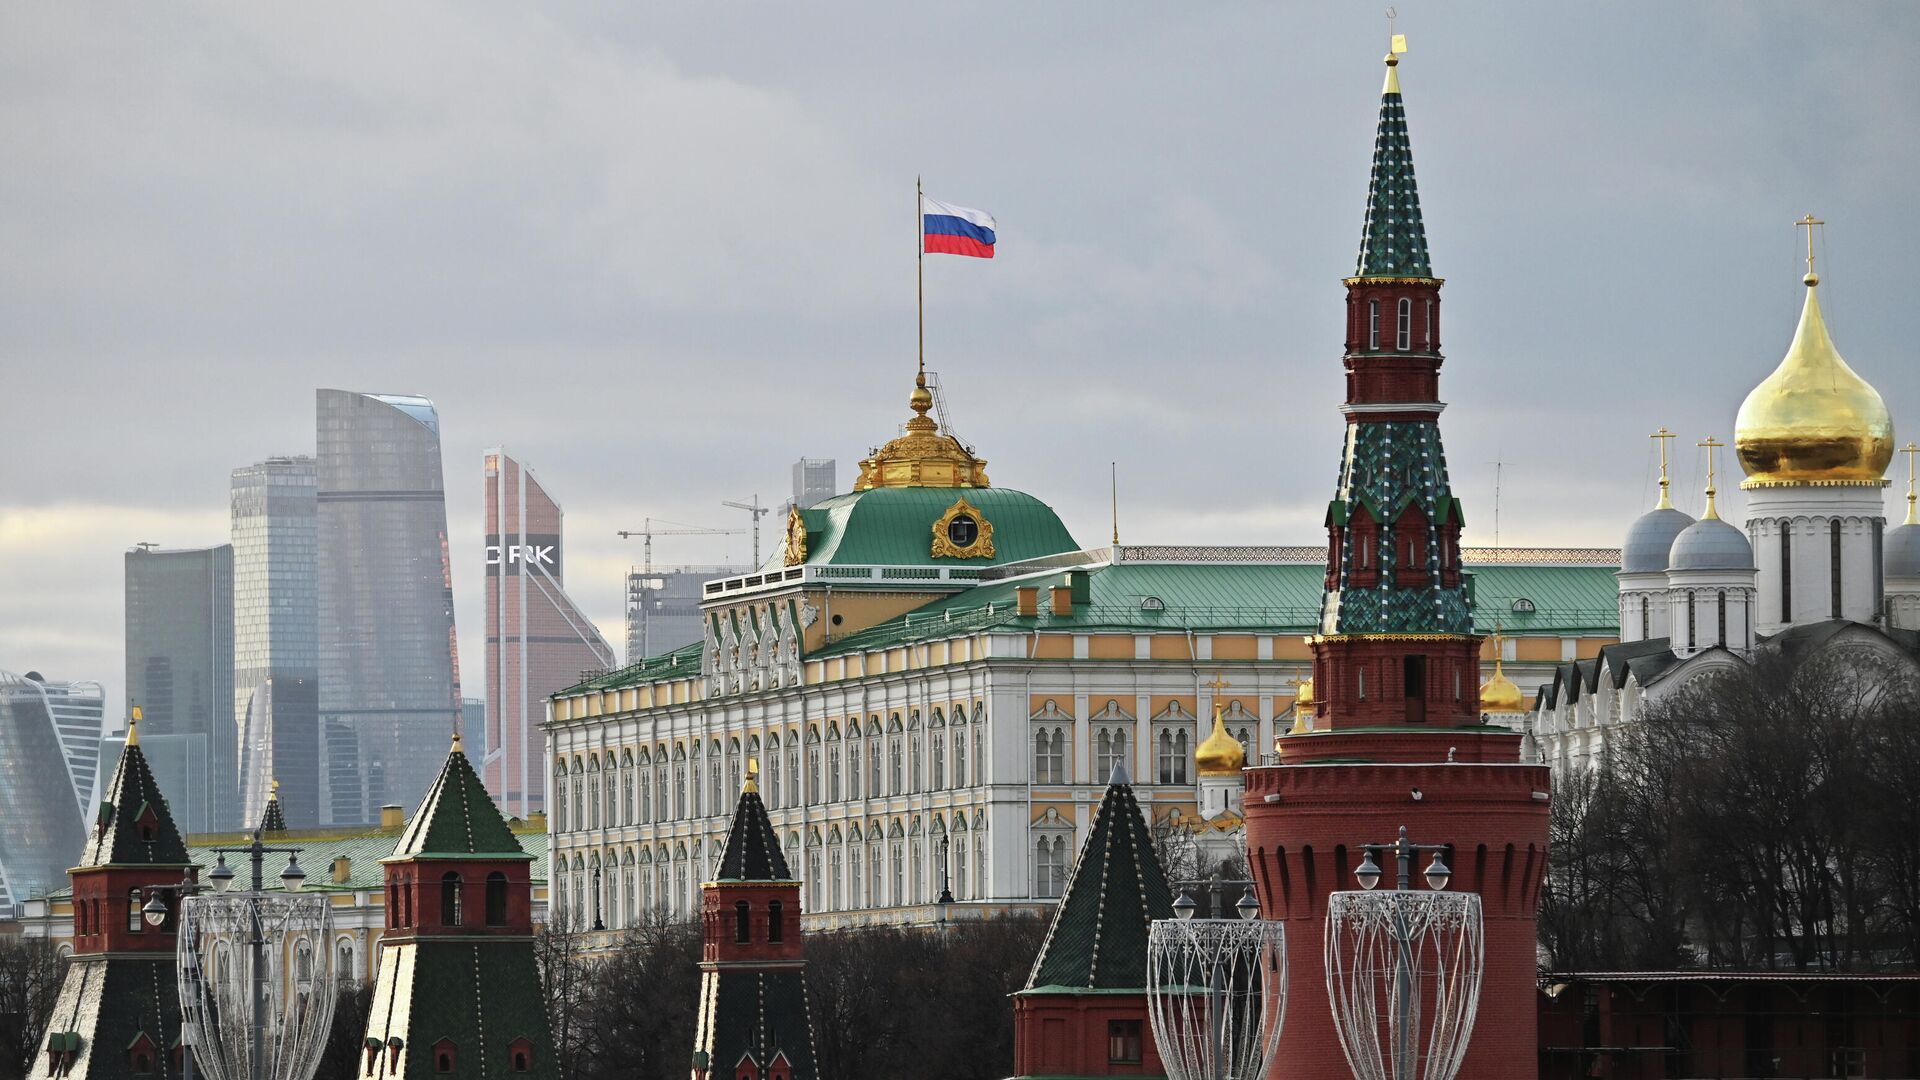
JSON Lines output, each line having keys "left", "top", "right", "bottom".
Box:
{"left": 33, "top": 714, "right": 199, "bottom": 1080}
{"left": 691, "top": 767, "right": 817, "bottom": 1080}
{"left": 1245, "top": 48, "right": 1552, "bottom": 1080}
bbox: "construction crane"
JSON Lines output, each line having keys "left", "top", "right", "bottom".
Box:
{"left": 721, "top": 496, "right": 773, "bottom": 566}
{"left": 616, "top": 518, "right": 743, "bottom": 574}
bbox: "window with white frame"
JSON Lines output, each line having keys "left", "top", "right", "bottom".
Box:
{"left": 1033, "top": 726, "right": 1066, "bottom": 784}
{"left": 1095, "top": 727, "right": 1129, "bottom": 781}
{"left": 1156, "top": 727, "right": 1191, "bottom": 785}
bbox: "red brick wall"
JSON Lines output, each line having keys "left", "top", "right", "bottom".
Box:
{"left": 1245, "top": 741, "right": 1551, "bottom": 1080}
{"left": 1012, "top": 992, "right": 1164, "bottom": 1078}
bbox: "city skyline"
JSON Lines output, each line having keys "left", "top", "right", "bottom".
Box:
{"left": 4, "top": 5, "right": 1918, "bottom": 724}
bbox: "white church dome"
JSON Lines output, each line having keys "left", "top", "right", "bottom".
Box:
{"left": 1887, "top": 523, "right": 1920, "bottom": 580}
{"left": 1622, "top": 507, "right": 1696, "bottom": 573}
{"left": 1669, "top": 517, "right": 1753, "bottom": 572}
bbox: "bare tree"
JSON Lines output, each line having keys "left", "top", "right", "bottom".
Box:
{"left": 0, "top": 937, "right": 64, "bottom": 1080}
{"left": 314, "top": 981, "right": 374, "bottom": 1080}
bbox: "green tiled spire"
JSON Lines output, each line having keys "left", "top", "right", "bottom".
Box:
{"left": 387, "top": 738, "right": 528, "bottom": 861}
{"left": 1324, "top": 420, "right": 1473, "bottom": 636}
{"left": 261, "top": 783, "right": 288, "bottom": 834}
{"left": 82, "top": 729, "right": 191, "bottom": 869}
{"left": 1355, "top": 57, "right": 1434, "bottom": 279}
{"left": 1024, "top": 764, "right": 1175, "bottom": 991}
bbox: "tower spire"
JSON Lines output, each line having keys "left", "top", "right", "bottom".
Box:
{"left": 1903, "top": 442, "right": 1918, "bottom": 526}
{"left": 1355, "top": 37, "right": 1432, "bottom": 279}
{"left": 1652, "top": 427, "right": 1676, "bottom": 509}
{"left": 1699, "top": 436, "right": 1724, "bottom": 520}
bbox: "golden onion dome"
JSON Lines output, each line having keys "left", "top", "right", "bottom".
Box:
{"left": 1195, "top": 705, "right": 1247, "bottom": 776}
{"left": 1735, "top": 272, "right": 1893, "bottom": 487}
{"left": 1479, "top": 658, "right": 1525, "bottom": 713}
{"left": 1287, "top": 676, "right": 1315, "bottom": 735}
{"left": 855, "top": 372, "right": 990, "bottom": 491}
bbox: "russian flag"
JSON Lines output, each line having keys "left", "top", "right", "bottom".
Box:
{"left": 922, "top": 196, "right": 996, "bottom": 259}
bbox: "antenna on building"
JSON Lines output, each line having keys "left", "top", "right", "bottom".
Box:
{"left": 1111, "top": 462, "right": 1121, "bottom": 546}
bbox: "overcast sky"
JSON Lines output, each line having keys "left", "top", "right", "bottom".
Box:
{"left": 3, "top": 2, "right": 1916, "bottom": 720}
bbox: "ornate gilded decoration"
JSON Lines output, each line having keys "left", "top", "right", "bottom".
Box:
{"left": 930, "top": 496, "right": 995, "bottom": 560}
{"left": 782, "top": 506, "right": 809, "bottom": 566}
{"left": 1735, "top": 223, "right": 1894, "bottom": 488}
{"left": 855, "top": 373, "right": 991, "bottom": 491}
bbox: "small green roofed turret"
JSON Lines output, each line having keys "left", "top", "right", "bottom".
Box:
{"left": 1354, "top": 48, "right": 1434, "bottom": 280}
{"left": 385, "top": 731, "right": 530, "bottom": 863}
{"left": 1024, "top": 761, "right": 1175, "bottom": 992}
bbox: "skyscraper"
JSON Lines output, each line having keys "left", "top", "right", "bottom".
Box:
{"left": 231, "top": 455, "right": 320, "bottom": 830}
{"left": 317, "top": 390, "right": 462, "bottom": 825}
{"left": 791, "top": 457, "right": 836, "bottom": 510}
{"left": 484, "top": 449, "right": 615, "bottom": 819}
{"left": 0, "top": 672, "right": 95, "bottom": 915}
{"left": 124, "top": 543, "right": 236, "bottom": 831}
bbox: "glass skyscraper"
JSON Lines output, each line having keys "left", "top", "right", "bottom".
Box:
{"left": 232, "top": 455, "right": 319, "bottom": 829}
{"left": 124, "top": 544, "right": 236, "bottom": 831}
{"left": 316, "top": 390, "right": 462, "bottom": 825}
{"left": 0, "top": 672, "right": 96, "bottom": 915}
{"left": 483, "top": 449, "right": 615, "bottom": 819}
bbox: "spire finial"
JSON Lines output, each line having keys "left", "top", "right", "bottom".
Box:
{"left": 1698, "top": 436, "right": 1725, "bottom": 520}
{"left": 1111, "top": 461, "right": 1120, "bottom": 546}
{"left": 1383, "top": 15, "right": 1406, "bottom": 93}
{"left": 1798, "top": 213, "right": 1825, "bottom": 285}
{"left": 450, "top": 728, "right": 464, "bottom": 755}
{"left": 269, "top": 778, "right": 280, "bottom": 801}
{"left": 1651, "top": 427, "right": 1677, "bottom": 509}
{"left": 744, "top": 757, "right": 760, "bottom": 795}
{"left": 1903, "top": 442, "right": 1919, "bottom": 525}
{"left": 127, "top": 705, "right": 142, "bottom": 747}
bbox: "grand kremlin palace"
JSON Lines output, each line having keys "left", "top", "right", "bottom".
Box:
{"left": 546, "top": 380, "right": 1618, "bottom": 931}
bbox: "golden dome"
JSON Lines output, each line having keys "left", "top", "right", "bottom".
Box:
{"left": 1196, "top": 704, "right": 1247, "bottom": 777}
{"left": 1287, "top": 676, "right": 1315, "bottom": 735}
{"left": 1478, "top": 658, "right": 1525, "bottom": 713}
{"left": 855, "top": 372, "right": 990, "bottom": 491}
{"left": 1735, "top": 273, "right": 1893, "bottom": 487}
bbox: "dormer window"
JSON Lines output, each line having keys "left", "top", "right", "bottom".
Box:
{"left": 508, "top": 1038, "right": 534, "bottom": 1073}
{"left": 432, "top": 1038, "right": 456, "bottom": 1074}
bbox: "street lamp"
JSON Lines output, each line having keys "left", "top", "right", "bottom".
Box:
{"left": 1324, "top": 827, "right": 1484, "bottom": 1080}
{"left": 936, "top": 833, "right": 955, "bottom": 906}
{"left": 591, "top": 864, "right": 605, "bottom": 932}
{"left": 176, "top": 829, "right": 334, "bottom": 1080}
{"left": 1148, "top": 876, "right": 1286, "bottom": 1080}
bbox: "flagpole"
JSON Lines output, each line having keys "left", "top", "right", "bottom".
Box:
{"left": 916, "top": 175, "right": 925, "bottom": 382}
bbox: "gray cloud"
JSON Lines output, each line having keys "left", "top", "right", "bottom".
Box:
{"left": 2, "top": 1, "right": 1916, "bottom": 719}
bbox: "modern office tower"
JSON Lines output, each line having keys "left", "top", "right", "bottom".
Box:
{"left": 484, "top": 449, "right": 616, "bottom": 819}
{"left": 316, "top": 390, "right": 462, "bottom": 826}
{"left": 232, "top": 455, "right": 320, "bottom": 830}
{"left": 624, "top": 566, "right": 742, "bottom": 663}
{"left": 2, "top": 672, "right": 108, "bottom": 818}
{"left": 124, "top": 543, "right": 236, "bottom": 831}
{"left": 0, "top": 672, "right": 93, "bottom": 915}
{"left": 791, "top": 457, "right": 837, "bottom": 511}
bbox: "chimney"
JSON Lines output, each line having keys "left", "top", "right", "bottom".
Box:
{"left": 1050, "top": 584, "right": 1074, "bottom": 617}
{"left": 379, "top": 804, "right": 405, "bottom": 830}
{"left": 1015, "top": 586, "right": 1039, "bottom": 617}
{"left": 331, "top": 856, "right": 352, "bottom": 885}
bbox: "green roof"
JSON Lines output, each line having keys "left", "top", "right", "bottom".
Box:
{"left": 793, "top": 486, "right": 1079, "bottom": 567}
{"left": 1024, "top": 765, "right": 1174, "bottom": 992}
{"left": 81, "top": 738, "right": 190, "bottom": 869}
{"left": 817, "top": 561, "right": 1620, "bottom": 658}
{"left": 388, "top": 745, "right": 531, "bottom": 862}
{"left": 1355, "top": 60, "right": 1433, "bottom": 279}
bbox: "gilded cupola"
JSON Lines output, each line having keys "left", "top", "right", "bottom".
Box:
{"left": 1735, "top": 230, "right": 1893, "bottom": 488}
{"left": 1195, "top": 704, "right": 1247, "bottom": 776}
{"left": 855, "top": 371, "right": 990, "bottom": 491}
{"left": 1478, "top": 658, "right": 1525, "bottom": 713}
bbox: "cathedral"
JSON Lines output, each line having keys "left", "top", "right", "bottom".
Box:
{"left": 1534, "top": 240, "right": 1920, "bottom": 772}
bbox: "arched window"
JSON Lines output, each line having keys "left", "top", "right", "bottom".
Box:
{"left": 127, "top": 888, "right": 143, "bottom": 933}
{"left": 869, "top": 738, "right": 883, "bottom": 798}
{"left": 486, "top": 871, "right": 508, "bottom": 927}
{"left": 931, "top": 728, "right": 946, "bottom": 790}
{"left": 337, "top": 939, "right": 355, "bottom": 980}
{"left": 850, "top": 842, "right": 864, "bottom": 909}
{"left": 1033, "top": 727, "right": 1064, "bottom": 784}
{"left": 1781, "top": 529, "right": 1794, "bottom": 622}
{"left": 441, "top": 873, "right": 463, "bottom": 927}
{"left": 1686, "top": 589, "right": 1697, "bottom": 650}
{"left": 734, "top": 900, "right": 751, "bottom": 943}
{"left": 1718, "top": 590, "right": 1729, "bottom": 645}
{"left": 889, "top": 735, "right": 903, "bottom": 794}
{"left": 1396, "top": 297, "right": 1412, "bottom": 350}
{"left": 846, "top": 727, "right": 862, "bottom": 800}
{"left": 952, "top": 726, "right": 967, "bottom": 788}
{"left": 1831, "top": 518, "right": 1844, "bottom": 618}
{"left": 433, "top": 1038, "right": 456, "bottom": 1074}
{"left": 768, "top": 900, "right": 784, "bottom": 943}
{"left": 1368, "top": 299, "right": 1380, "bottom": 349}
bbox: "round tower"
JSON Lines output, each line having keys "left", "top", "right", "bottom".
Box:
{"left": 1665, "top": 441, "right": 1757, "bottom": 655}
{"left": 1249, "top": 45, "right": 1550, "bottom": 1080}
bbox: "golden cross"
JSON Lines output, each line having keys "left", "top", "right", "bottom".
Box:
{"left": 1903, "top": 442, "right": 1919, "bottom": 525}
{"left": 1651, "top": 427, "right": 1676, "bottom": 509}
{"left": 1205, "top": 672, "right": 1231, "bottom": 695}
{"left": 1798, "top": 213, "right": 1825, "bottom": 278}
{"left": 1698, "top": 436, "right": 1724, "bottom": 519}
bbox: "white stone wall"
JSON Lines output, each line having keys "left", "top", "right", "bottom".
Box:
{"left": 1746, "top": 485, "right": 1886, "bottom": 635}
